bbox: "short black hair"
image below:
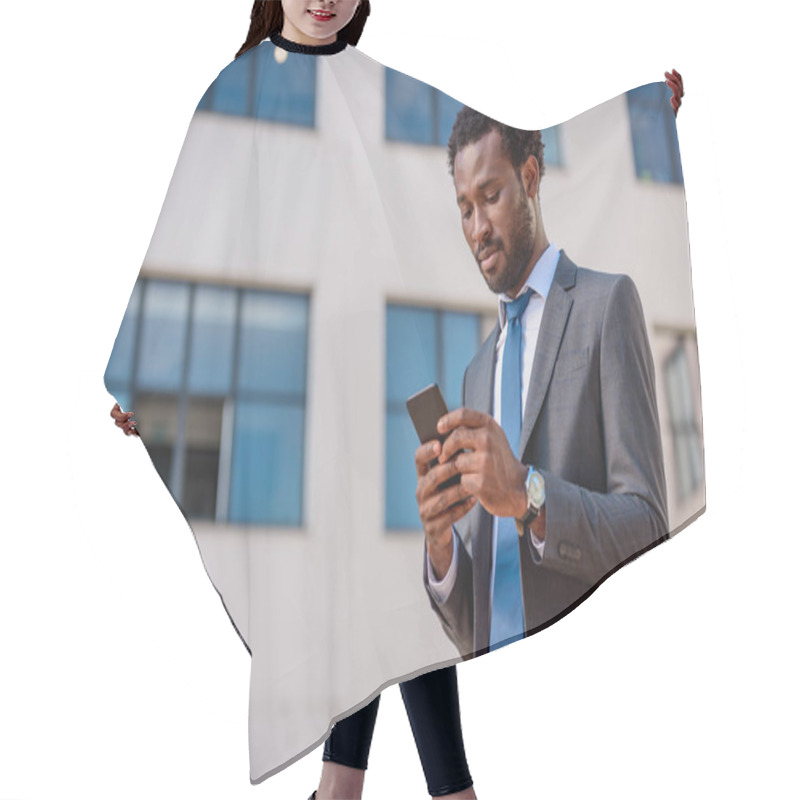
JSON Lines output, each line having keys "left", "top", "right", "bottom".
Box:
{"left": 446, "top": 106, "right": 545, "bottom": 181}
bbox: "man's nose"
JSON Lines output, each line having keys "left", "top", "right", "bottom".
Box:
{"left": 471, "top": 207, "right": 491, "bottom": 247}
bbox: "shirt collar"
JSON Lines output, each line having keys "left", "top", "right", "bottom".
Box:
{"left": 497, "top": 244, "right": 560, "bottom": 328}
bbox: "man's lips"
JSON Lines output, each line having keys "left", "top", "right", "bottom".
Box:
{"left": 479, "top": 249, "right": 500, "bottom": 270}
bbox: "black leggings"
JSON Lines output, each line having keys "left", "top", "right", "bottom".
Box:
{"left": 323, "top": 665, "right": 473, "bottom": 797}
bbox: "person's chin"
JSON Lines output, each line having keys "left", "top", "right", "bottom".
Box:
{"left": 482, "top": 266, "right": 510, "bottom": 295}
{"left": 482, "top": 273, "right": 505, "bottom": 295}
{"left": 479, "top": 260, "right": 500, "bottom": 292}
{"left": 298, "top": 21, "right": 336, "bottom": 41}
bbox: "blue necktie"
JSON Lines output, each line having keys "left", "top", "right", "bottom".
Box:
{"left": 490, "top": 287, "right": 533, "bottom": 651}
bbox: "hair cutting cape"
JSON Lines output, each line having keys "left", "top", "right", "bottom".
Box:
{"left": 104, "top": 34, "right": 703, "bottom": 783}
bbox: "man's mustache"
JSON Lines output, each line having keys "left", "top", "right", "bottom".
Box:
{"left": 476, "top": 239, "right": 504, "bottom": 262}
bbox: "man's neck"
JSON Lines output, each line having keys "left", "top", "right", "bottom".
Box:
{"left": 507, "top": 237, "right": 551, "bottom": 299}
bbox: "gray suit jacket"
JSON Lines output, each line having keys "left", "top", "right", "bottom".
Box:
{"left": 423, "top": 251, "right": 668, "bottom": 658}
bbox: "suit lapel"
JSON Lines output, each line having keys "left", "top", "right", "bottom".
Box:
{"left": 518, "top": 252, "right": 577, "bottom": 456}
{"left": 470, "top": 321, "right": 499, "bottom": 416}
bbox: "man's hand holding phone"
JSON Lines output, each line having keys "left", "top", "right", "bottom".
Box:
{"left": 407, "top": 384, "right": 477, "bottom": 580}
{"left": 414, "top": 436, "right": 477, "bottom": 580}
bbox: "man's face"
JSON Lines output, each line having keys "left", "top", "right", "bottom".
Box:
{"left": 453, "top": 129, "right": 536, "bottom": 297}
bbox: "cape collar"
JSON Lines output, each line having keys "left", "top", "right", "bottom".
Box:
{"left": 270, "top": 32, "right": 348, "bottom": 55}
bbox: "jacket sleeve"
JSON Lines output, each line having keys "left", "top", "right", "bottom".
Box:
{"left": 527, "top": 273, "right": 668, "bottom": 583}
{"left": 421, "top": 357, "right": 475, "bottom": 657}
{"left": 423, "top": 529, "right": 474, "bottom": 657}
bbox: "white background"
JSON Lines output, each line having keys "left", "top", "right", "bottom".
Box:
{"left": 1, "top": 1, "right": 797, "bottom": 798}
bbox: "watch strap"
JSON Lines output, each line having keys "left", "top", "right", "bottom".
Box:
{"left": 515, "top": 466, "right": 542, "bottom": 536}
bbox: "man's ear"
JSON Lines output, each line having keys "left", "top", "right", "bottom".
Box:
{"left": 521, "top": 154, "right": 540, "bottom": 199}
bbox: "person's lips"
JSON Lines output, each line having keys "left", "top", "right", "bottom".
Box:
{"left": 308, "top": 9, "right": 335, "bottom": 22}
{"left": 479, "top": 249, "right": 500, "bottom": 270}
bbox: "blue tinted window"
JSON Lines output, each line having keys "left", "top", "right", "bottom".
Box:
{"left": 385, "top": 303, "right": 482, "bottom": 529}
{"left": 385, "top": 410, "right": 425, "bottom": 529}
{"left": 111, "top": 389, "right": 132, "bottom": 413}
{"left": 627, "top": 82, "right": 683, "bottom": 184}
{"left": 386, "top": 69, "right": 435, "bottom": 144}
{"left": 212, "top": 56, "right": 252, "bottom": 117}
{"left": 436, "top": 92, "right": 463, "bottom": 148}
{"left": 183, "top": 398, "right": 224, "bottom": 520}
{"left": 238, "top": 291, "right": 309, "bottom": 396}
{"left": 229, "top": 400, "right": 305, "bottom": 525}
{"left": 137, "top": 281, "right": 190, "bottom": 391}
{"left": 385, "top": 69, "right": 463, "bottom": 147}
{"left": 105, "top": 281, "right": 141, "bottom": 390}
{"left": 540, "top": 125, "right": 562, "bottom": 168}
{"left": 664, "top": 341, "right": 703, "bottom": 499}
{"left": 254, "top": 45, "right": 316, "bottom": 127}
{"left": 106, "top": 277, "right": 309, "bottom": 527}
{"left": 188, "top": 285, "right": 237, "bottom": 395}
{"left": 386, "top": 306, "right": 438, "bottom": 404}
{"left": 197, "top": 84, "right": 213, "bottom": 112}
{"left": 442, "top": 311, "right": 480, "bottom": 410}
{"left": 386, "top": 68, "right": 564, "bottom": 167}
{"left": 197, "top": 44, "right": 316, "bottom": 127}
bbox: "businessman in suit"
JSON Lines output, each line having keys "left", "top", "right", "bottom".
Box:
{"left": 417, "top": 107, "right": 668, "bottom": 659}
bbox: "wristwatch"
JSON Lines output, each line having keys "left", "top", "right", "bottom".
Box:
{"left": 515, "top": 466, "right": 546, "bottom": 537}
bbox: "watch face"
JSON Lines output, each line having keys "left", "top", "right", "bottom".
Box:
{"left": 528, "top": 470, "right": 546, "bottom": 507}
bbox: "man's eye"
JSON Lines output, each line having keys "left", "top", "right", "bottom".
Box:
{"left": 487, "top": 191, "right": 500, "bottom": 203}
{"left": 461, "top": 208, "right": 472, "bottom": 221}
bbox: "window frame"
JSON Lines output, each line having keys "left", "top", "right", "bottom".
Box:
{"left": 105, "top": 277, "right": 310, "bottom": 528}
{"left": 626, "top": 82, "right": 683, "bottom": 185}
{"left": 384, "top": 301, "right": 485, "bottom": 531}
{"left": 384, "top": 67, "right": 564, "bottom": 169}
{"left": 663, "top": 337, "right": 704, "bottom": 501}
{"left": 197, "top": 43, "right": 317, "bottom": 128}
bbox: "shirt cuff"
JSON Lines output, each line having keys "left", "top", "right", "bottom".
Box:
{"left": 529, "top": 528, "right": 545, "bottom": 562}
{"left": 426, "top": 526, "right": 459, "bottom": 603}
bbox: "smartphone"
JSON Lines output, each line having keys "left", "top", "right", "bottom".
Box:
{"left": 406, "top": 383, "right": 461, "bottom": 491}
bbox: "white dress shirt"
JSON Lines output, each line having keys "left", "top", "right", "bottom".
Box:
{"left": 427, "top": 244, "right": 561, "bottom": 603}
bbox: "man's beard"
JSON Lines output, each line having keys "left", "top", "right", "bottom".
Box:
{"left": 476, "top": 186, "right": 535, "bottom": 296}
